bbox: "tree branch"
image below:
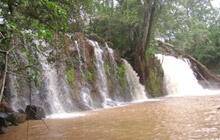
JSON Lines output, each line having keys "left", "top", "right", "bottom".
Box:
{"left": 7, "top": 71, "right": 29, "bottom": 78}
{"left": 0, "top": 49, "right": 7, "bottom": 53}
{"left": 0, "top": 53, "right": 8, "bottom": 102}
{"left": 14, "top": 1, "right": 54, "bottom": 30}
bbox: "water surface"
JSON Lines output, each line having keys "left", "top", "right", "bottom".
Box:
{"left": 1, "top": 95, "right": 220, "bottom": 140}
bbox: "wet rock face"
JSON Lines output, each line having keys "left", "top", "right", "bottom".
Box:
{"left": 64, "top": 35, "right": 77, "bottom": 57}
{"left": 25, "top": 105, "right": 46, "bottom": 120}
{"left": 5, "top": 112, "right": 26, "bottom": 125}
{"left": 0, "top": 100, "right": 12, "bottom": 113}
{"left": 84, "top": 41, "right": 95, "bottom": 67}
{"left": 146, "top": 56, "right": 164, "bottom": 97}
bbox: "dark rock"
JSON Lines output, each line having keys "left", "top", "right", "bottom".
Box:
{"left": 6, "top": 112, "right": 27, "bottom": 124}
{"left": 15, "top": 113, "right": 27, "bottom": 123}
{"left": 0, "top": 113, "right": 8, "bottom": 134}
{"left": 25, "top": 105, "right": 46, "bottom": 120}
{"left": 217, "top": 107, "right": 220, "bottom": 110}
{"left": 5, "top": 113, "right": 18, "bottom": 126}
{"left": 18, "top": 109, "right": 25, "bottom": 114}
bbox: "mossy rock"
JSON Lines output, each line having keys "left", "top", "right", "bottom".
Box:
{"left": 145, "top": 54, "right": 164, "bottom": 97}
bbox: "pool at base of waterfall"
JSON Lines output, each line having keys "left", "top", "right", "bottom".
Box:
{"left": 1, "top": 94, "right": 220, "bottom": 140}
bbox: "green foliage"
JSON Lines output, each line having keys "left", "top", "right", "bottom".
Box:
{"left": 117, "top": 62, "right": 126, "bottom": 85}
{"left": 66, "top": 69, "right": 74, "bottom": 84}
{"left": 84, "top": 70, "right": 94, "bottom": 81}
{"left": 0, "top": 0, "right": 219, "bottom": 94}
{"left": 145, "top": 46, "right": 154, "bottom": 60}
{"left": 32, "top": 73, "right": 40, "bottom": 88}
{"left": 148, "top": 68, "right": 163, "bottom": 97}
{"left": 0, "top": 0, "right": 68, "bottom": 89}
{"left": 105, "top": 64, "right": 110, "bottom": 76}
{"left": 156, "top": 0, "right": 220, "bottom": 65}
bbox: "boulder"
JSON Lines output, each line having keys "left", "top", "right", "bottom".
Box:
{"left": 5, "top": 113, "right": 18, "bottom": 126}
{"left": 0, "top": 113, "right": 8, "bottom": 134}
{"left": 25, "top": 105, "right": 46, "bottom": 120}
{"left": 6, "top": 112, "right": 27, "bottom": 124}
{"left": 18, "top": 109, "right": 25, "bottom": 114}
{"left": 15, "top": 113, "right": 27, "bottom": 123}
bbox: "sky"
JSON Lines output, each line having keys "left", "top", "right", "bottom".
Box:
{"left": 211, "top": 0, "right": 220, "bottom": 8}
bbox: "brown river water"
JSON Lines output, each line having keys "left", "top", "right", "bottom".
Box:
{"left": 1, "top": 95, "right": 220, "bottom": 140}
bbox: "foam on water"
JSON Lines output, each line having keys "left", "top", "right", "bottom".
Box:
{"left": 46, "top": 113, "right": 86, "bottom": 119}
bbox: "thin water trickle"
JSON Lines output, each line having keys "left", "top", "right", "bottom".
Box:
{"left": 75, "top": 40, "right": 95, "bottom": 109}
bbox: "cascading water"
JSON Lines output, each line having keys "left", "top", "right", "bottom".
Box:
{"left": 123, "top": 60, "right": 148, "bottom": 101}
{"left": 89, "top": 40, "right": 114, "bottom": 107}
{"left": 8, "top": 36, "right": 151, "bottom": 118}
{"left": 156, "top": 54, "right": 220, "bottom": 96}
{"left": 38, "top": 54, "right": 66, "bottom": 114}
{"left": 106, "top": 44, "right": 117, "bottom": 73}
{"left": 75, "top": 40, "right": 94, "bottom": 109}
{"left": 7, "top": 74, "right": 23, "bottom": 111}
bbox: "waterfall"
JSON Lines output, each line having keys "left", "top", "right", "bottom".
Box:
{"left": 38, "top": 54, "right": 66, "bottom": 114}
{"left": 75, "top": 41, "right": 84, "bottom": 74}
{"left": 106, "top": 44, "right": 117, "bottom": 73}
{"left": 7, "top": 74, "right": 25, "bottom": 111}
{"left": 75, "top": 40, "right": 94, "bottom": 109}
{"left": 89, "top": 40, "right": 114, "bottom": 108}
{"left": 8, "top": 36, "right": 152, "bottom": 118}
{"left": 123, "top": 60, "right": 148, "bottom": 101}
{"left": 156, "top": 54, "right": 210, "bottom": 96}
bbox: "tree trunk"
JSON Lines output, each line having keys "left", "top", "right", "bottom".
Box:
{"left": 135, "top": 1, "right": 156, "bottom": 84}
{"left": 0, "top": 53, "right": 8, "bottom": 102}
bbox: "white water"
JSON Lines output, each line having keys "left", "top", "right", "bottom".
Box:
{"left": 106, "top": 43, "right": 117, "bottom": 74}
{"left": 156, "top": 54, "right": 220, "bottom": 96}
{"left": 123, "top": 59, "right": 148, "bottom": 101}
{"left": 8, "top": 74, "right": 25, "bottom": 111}
{"left": 46, "top": 112, "right": 86, "bottom": 119}
{"left": 75, "top": 40, "right": 84, "bottom": 74}
{"left": 38, "top": 54, "right": 66, "bottom": 114}
{"left": 89, "top": 40, "right": 114, "bottom": 107}
{"left": 80, "top": 86, "right": 94, "bottom": 109}
{"left": 75, "top": 40, "right": 94, "bottom": 109}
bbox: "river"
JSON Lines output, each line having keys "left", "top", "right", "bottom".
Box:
{"left": 1, "top": 94, "right": 220, "bottom": 140}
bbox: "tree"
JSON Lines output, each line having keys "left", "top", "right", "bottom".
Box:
{"left": 0, "top": 0, "right": 67, "bottom": 102}
{"left": 89, "top": 0, "right": 166, "bottom": 84}
{"left": 156, "top": 0, "right": 220, "bottom": 66}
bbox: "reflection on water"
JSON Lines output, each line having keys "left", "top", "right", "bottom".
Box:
{"left": 1, "top": 95, "right": 220, "bottom": 140}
